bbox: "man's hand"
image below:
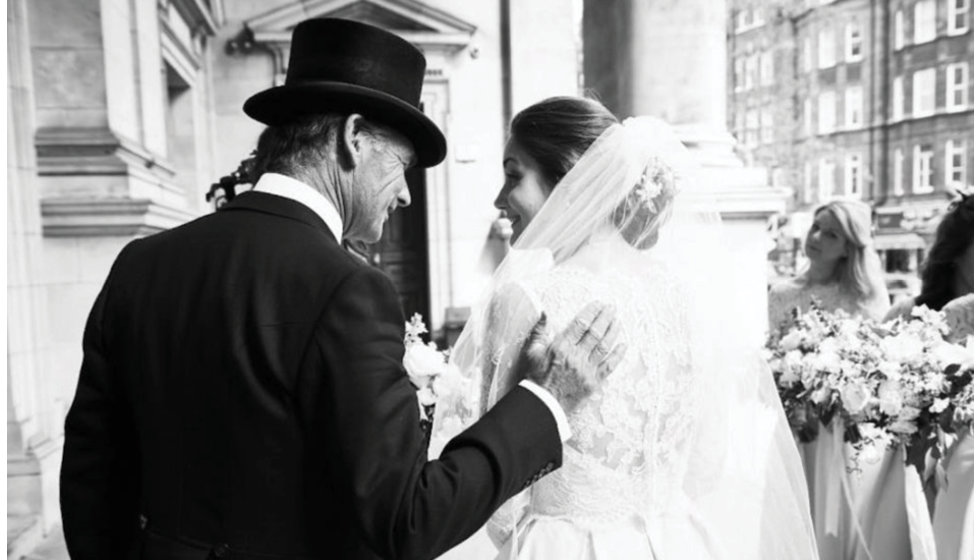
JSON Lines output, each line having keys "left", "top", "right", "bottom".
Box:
{"left": 518, "top": 301, "right": 626, "bottom": 412}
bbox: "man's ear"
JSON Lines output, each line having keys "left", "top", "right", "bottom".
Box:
{"left": 340, "top": 114, "right": 369, "bottom": 170}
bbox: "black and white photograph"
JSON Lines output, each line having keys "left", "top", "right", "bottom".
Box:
{"left": 6, "top": 0, "right": 974, "bottom": 559}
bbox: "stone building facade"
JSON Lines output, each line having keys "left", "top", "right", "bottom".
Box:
{"left": 728, "top": 0, "right": 973, "bottom": 284}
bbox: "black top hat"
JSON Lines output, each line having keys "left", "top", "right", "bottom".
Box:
{"left": 244, "top": 18, "right": 447, "bottom": 168}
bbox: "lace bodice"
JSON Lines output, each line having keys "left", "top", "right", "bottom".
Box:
{"left": 768, "top": 278, "right": 889, "bottom": 332}
{"left": 483, "top": 240, "right": 700, "bottom": 529}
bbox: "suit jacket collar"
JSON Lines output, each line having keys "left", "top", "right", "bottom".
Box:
{"left": 220, "top": 191, "right": 338, "bottom": 244}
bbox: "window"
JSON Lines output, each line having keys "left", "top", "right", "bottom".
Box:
{"left": 914, "top": 0, "right": 937, "bottom": 43}
{"left": 946, "top": 139, "right": 966, "bottom": 187}
{"left": 913, "top": 144, "right": 934, "bottom": 193}
{"left": 912, "top": 68, "right": 936, "bottom": 117}
{"left": 845, "top": 154, "right": 863, "bottom": 197}
{"left": 845, "top": 22, "right": 863, "bottom": 62}
{"left": 818, "top": 27, "right": 836, "bottom": 68}
{"left": 895, "top": 10, "right": 906, "bottom": 50}
{"left": 893, "top": 76, "right": 905, "bottom": 120}
{"left": 745, "top": 53, "right": 758, "bottom": 90}
{"left": 735, "top": 9, "right": 749, "bottom": 32}
{"left": 818, "top": 91, "right": 836, "bottom": 133}
{"left": 734, "top": 57, "right": 745, "bottom": 91}
{"left": 819, "top": 158, "right": 836, "bottom": 200}
{"left": 745, "top": 108, "right": 760, "bottom": 146}
{"left": 845, "top": 86, "right": 864, "bottom": 127}
{"left": 894, "top": 149, "right": 904, "bottom": 195}
{"left": 803, "top": 97, "right": 814, "bottom": 136}
{"left": 946, "top": 63, "right": 969, "bottom": 110}
{"left": 802, "top": 37, "right": 813, "bottom": 72}
{"left": 760, "top": 51, "right": 774, "bottom": 86}
{"left": 803, "top": 161, "right": 813, "bottom": 204}
{"left": 761, "top": 108, "right": 774, "bottom": 143}
{"left": 948, "top": 0, "right": 970, "bottom": 34}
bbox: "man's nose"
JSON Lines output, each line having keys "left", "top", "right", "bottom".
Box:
{"left": 397, "top": 184, "right": 411, "bottom": 207}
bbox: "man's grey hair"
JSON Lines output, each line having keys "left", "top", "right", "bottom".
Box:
{"left": 248, "top": 113, "right": 387, "bottom": 184}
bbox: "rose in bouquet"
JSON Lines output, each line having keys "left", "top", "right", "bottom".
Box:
{"left": 403, "top": 314, "right": 469, "bottom": 433}
{"left": 767, "top": 299, "right": 974, "bottom": 473}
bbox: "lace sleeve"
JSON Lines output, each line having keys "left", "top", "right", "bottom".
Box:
{"left": 480, "top": 282, "right": 543, "bottom": 412}
{"left": 481, "top": 281, "right": 543, "bottom": 548}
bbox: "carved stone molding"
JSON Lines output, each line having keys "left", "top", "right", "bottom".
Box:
{"left": 240, "top": 0, "right": 478, "bottom": 81}
{"left": 41, "top": 197, "right": 196, "bottom": 237}
{"left": 35, "top": 127, "right": 175, "bottom": 180}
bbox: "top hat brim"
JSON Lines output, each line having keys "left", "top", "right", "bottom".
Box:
{"left": 244, "top": 82, "right": 447, "bottom": 168}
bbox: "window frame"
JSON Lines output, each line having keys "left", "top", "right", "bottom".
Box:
{"left": 818, "top": 27, "right": 836, "bottom": 69}
{"left": 912, "top": 68, "right": 937, "bottom": 117}
{"left": 895, "top": 9, "right": 906, "bottom": 50}
{"left": 945, "top": 139, "right": 966, "bottom": 188}
{"left": 845, "top": 86, "right": 864, "bottom": 128}
{"left": 818, "top": 91, "right": 837, "bottom": 134}
{"left": 948, "top": 0, "right": 970, "bottom": 34}
{"left": 893, "top": 148, "right": 904, "bottom": 195}
{"left": 914, "top": 0, "right": 937, "bottom": 44}
{"left": 912, "top": 144, "right": 935, "bottom": 193}
{"left": 946, "top": 63, "right": 969, "bottom": 111}
{"left": 845, "top": 22, "right": 863, "bottom": 62}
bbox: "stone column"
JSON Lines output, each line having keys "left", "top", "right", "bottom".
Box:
{"left": 583, "top": 0, "right": 787, "bottom": 343}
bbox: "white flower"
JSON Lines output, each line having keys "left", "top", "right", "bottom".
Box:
{"left": 878, "top": 361, "right": 902, "bottom": 380}
{"left": 930, "top": 398, "right": 950, "bottom": 414}
{"left": 416, "top": 386, "right": 438, "bottom": 407}
{"left": 933, "top": 340, "right": 972, "bottom": 370}
{"left": 818, "top": 338, "right": 841, "bottom": 356}
{"left": 813, "top": 350, "right": 842, "bottom": 373}
{"left": 842, "top": 382, "right": 873, "bottom": 415}
{"left": 881, "top": 333, "right": 924, "bottom": 363}
{"left": 779, "top": 368, "right": 801, "bottom": 387}
{"left": 889, "top": 418, "right": 918, "bottom": 435}
{"left": 810, "top": 384, "right": 832, "bottom": 406}
{"left": 432, "top": 363, "right": 467, "bottom": 398}
{"left": 780, "top": 329, "right": 804, "bottom": 352}
{"left": 404, "top": 343, "right": 446, "bottom": 388}
{"left": 877, "top": 379, "right": 904, "bottom": 416}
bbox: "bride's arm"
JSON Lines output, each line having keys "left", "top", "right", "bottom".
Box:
{"left": 481, "top": 282, "right": 542, "bottom": 547}
{"left": 481, "top": 282, "right": 543, "bottom": 413}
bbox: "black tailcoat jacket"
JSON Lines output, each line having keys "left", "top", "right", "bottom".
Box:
{"left": 60, "top": 191, "right": 562, "bottom": 560}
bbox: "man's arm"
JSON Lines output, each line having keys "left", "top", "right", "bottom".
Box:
{"left": 60, "top": 255, "right": 140, "bottom": 560}
{"left": 314, "top": 266, "right": 561, "bottom": 560}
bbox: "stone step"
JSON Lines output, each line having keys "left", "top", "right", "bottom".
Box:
{"left": 6, "top": 515, "right": 42, "bottom": 560}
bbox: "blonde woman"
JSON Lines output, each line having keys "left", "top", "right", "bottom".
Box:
{"left": 769, "top": 200, "right": 890, "bottom": 331}
{"left": 769, "top": 200, "right": 922, "bottom": 560}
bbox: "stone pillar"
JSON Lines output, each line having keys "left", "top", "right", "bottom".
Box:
{"left": 583, "top": 0, "right": 787, "bottom": 343}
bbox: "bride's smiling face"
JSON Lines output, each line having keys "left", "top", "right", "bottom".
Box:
{"left": 495, "top": 139, "right": 553, "bottom": 244}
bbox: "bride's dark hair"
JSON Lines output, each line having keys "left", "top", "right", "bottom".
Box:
{"left": 509, "top": 96, "right": 618, "bottom": 189}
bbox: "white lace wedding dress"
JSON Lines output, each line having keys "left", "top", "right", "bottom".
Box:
{"left": 433, "top": 117, "right": 816, "bottom": 560}
{"left": 480, "top": 234, "right": 720, "bottom": 559}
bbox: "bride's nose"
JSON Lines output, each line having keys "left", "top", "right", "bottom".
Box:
{"left": 493, "top": 186, "right": 508, "bottom": 211}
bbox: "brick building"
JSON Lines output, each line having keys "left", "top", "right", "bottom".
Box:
{"left": 729, "top": 0, "right": 973, "bottom": 284}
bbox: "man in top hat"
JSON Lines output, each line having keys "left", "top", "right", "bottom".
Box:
{"left": 60, "top": 18, "right": 624, "bottom": 560}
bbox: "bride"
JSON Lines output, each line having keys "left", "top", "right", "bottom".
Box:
{"left": 431, "top": 97, "right": 817, "bottom": 559}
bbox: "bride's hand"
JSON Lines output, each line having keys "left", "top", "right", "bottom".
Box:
{"left": 519, "top": 301, "right": 626, "bottom": 413}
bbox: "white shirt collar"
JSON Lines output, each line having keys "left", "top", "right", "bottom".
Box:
{"left": 251, "top": 173, "right": 344, "bottom": 239}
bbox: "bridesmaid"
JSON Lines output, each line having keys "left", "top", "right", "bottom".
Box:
{"left": 769, "top": 200, "right": 890, "bottom": 330}
{"left": 885, "top": 195, "right": 973, "bottom": 560}
{"left": 769, "top": 200, "right": 903, "bottom": 560}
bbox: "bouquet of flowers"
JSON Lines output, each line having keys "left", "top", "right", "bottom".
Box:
{"left": 767, "top": 301, "right": 974, "bottom": 473}
{"left": 403, "top": 314, "right": 467, "bottom": 432}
